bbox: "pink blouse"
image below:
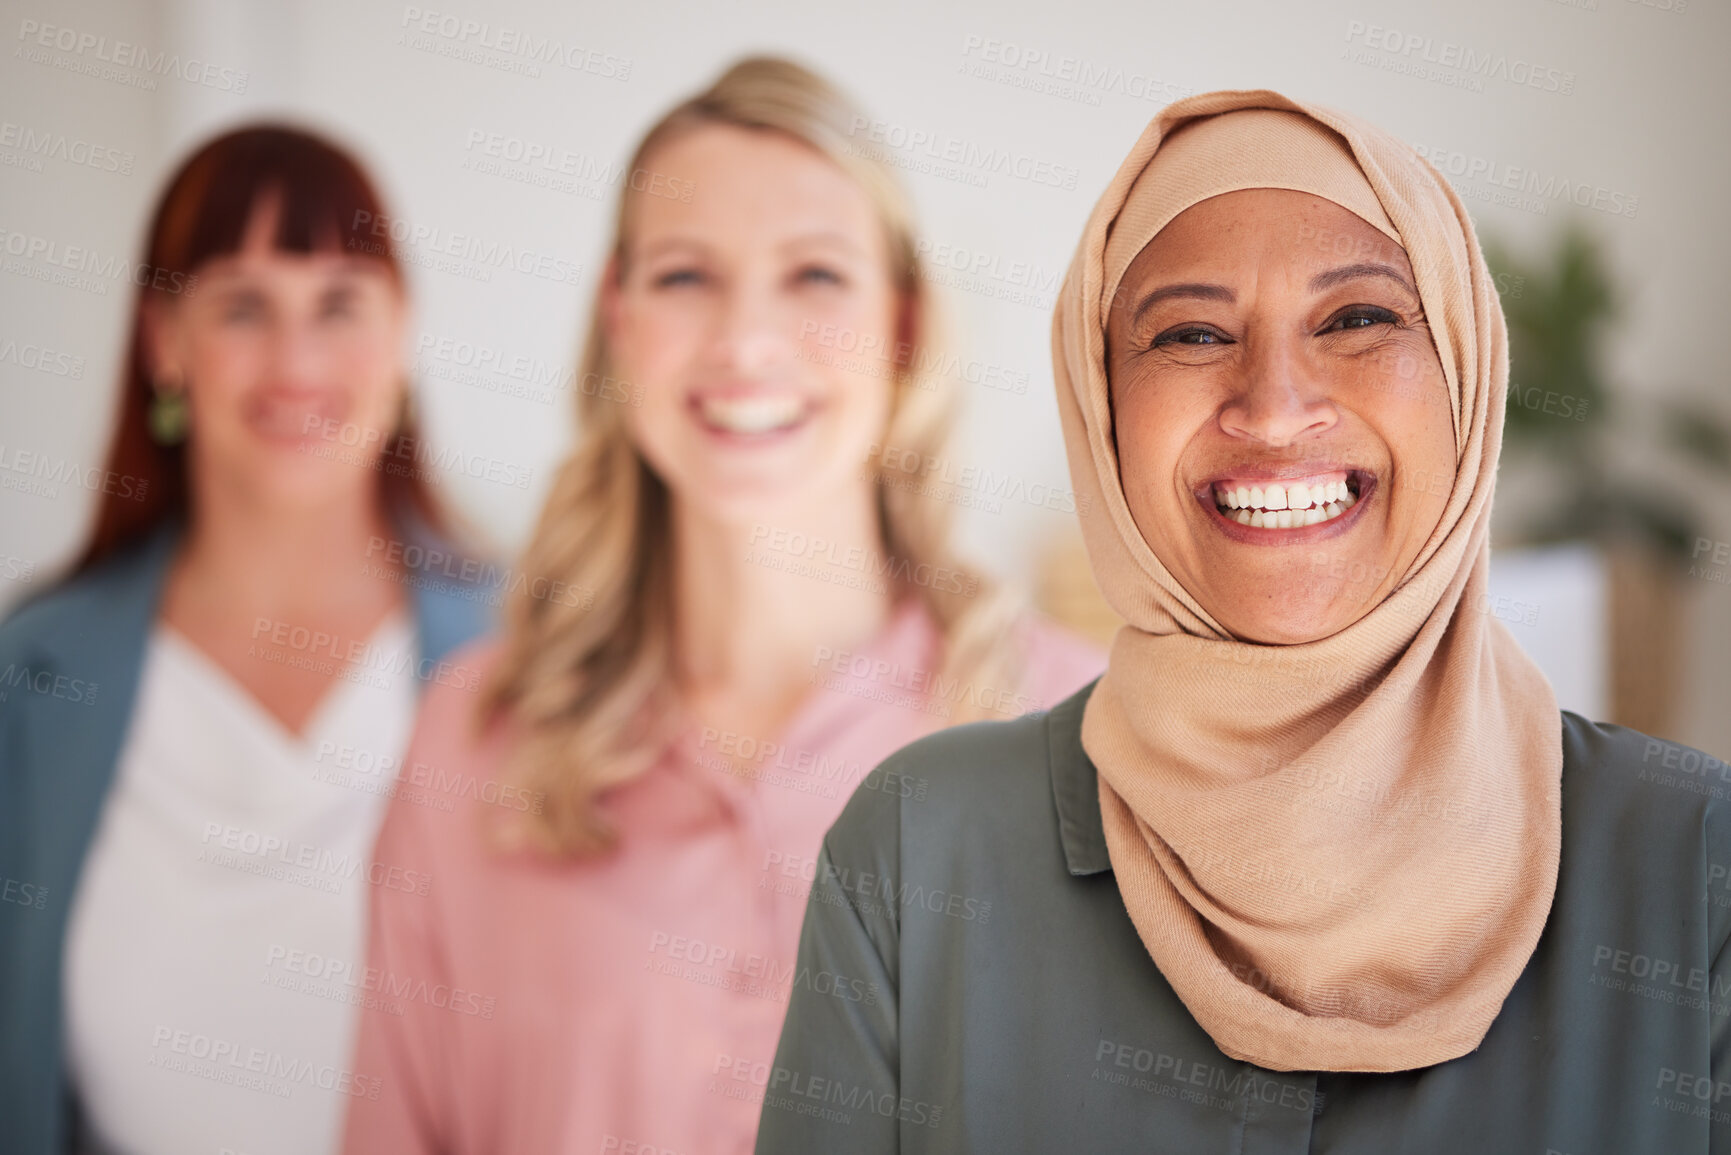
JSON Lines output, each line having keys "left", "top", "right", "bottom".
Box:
{"left": 340, "top": 600, "right": 1104, "bottom": 1155}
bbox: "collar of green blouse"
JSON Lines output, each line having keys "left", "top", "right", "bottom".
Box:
{"left": 1048, "top": 678, "right": 1114, "bottom": 878}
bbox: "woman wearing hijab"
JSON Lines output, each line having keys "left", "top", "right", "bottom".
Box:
{"left": 339, "top": 57, "right": 1101, "bottom": 1155}
{"left": 0, "top": 127, "right": 488, "bottom": 1155}
{"left": 756, "top": 89, "right": 1730, "bottom": 1153}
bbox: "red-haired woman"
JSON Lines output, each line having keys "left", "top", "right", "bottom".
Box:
{"left": 0, "top": 125, "right": 488, "bottom": 1155}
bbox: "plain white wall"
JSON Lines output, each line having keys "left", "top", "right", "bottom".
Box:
{"left": 3, "top": 0, "right": 1727, "bottom": 749}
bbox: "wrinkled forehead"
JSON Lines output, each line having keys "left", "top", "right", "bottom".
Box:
{"left": 1100, "top": 109, "right": 1402, "bottom": 332}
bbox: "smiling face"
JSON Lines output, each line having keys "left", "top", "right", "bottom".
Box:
{"left": 147, "top": 193, "right": 407, "bottom": 513}
{"left": 604, "top": 123, "right": 903, "bottom": 526}
{"left": 1106, "top": 188, "right": 1456, "bottom": 645}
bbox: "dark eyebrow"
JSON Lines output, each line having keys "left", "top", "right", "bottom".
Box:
{"left": 1128, "top": 282, "right": 1235, "bottom": 329}
{"left": 1308, "top": 262, "right": 1419, "bottom": 297}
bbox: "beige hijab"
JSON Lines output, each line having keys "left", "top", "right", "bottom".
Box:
{"left": 1052, "top": 90, "right": 1562, "bottom": 1073}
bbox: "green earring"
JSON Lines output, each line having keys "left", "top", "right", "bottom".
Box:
{"left": 148, "top": 385, "right": 189, "bottom": 446}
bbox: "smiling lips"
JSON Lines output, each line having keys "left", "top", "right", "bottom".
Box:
{"left": 692, "top": 392, "right": 812, "bottom": 437}
{"left": 1211, "top": 471, "right": 1360, "bottom": 529}
{"left": 247, "top": 392, "right": 343, "bottom": 443}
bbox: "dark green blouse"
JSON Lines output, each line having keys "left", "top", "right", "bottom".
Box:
{"left": 755, "top": 680, "right": 1731, "bottom": 1154}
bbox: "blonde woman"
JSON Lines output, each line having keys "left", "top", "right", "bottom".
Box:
{"left": 341, "top": 57, "right": 1101, "bottom": 1154}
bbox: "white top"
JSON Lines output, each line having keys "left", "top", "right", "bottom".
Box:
{"left": 63, "top": 609, "right": 419, "bottom": 1155}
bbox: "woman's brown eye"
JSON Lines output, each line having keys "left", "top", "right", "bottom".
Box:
{"left": 1326, "top": 306, "right": 1400, "bottom": 332}
{"left": 219, "top": 294, "right": 265, "bottom": 324}
{"left": 794, "top": 265, "right": 843, "bottom": 286}
{"left": 320, "top": 288, "right": 359, "bottom": 319}
{"left": 1153, "top": 326, "right": 1225, "bottom": 348}
{"left": 654, "top": 268, "right": 704, "bottom": 289}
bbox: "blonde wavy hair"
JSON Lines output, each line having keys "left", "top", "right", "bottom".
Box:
{"left": 483, "top": 55, "right": 1026, "bottom": 856}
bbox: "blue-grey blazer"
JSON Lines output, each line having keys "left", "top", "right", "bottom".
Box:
{"left": 0, "top": 524, "right": 491, "bottom": 1154}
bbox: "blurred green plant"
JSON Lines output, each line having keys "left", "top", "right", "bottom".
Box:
{"left": 1484, "top": 223, "right": 1731, "bottom": 560}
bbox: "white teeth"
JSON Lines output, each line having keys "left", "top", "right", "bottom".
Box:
{"left": 1214, "top": 474, "right": 1360, "bottom": 529}
{"left": 698, "top": 394, "right": 806, "bottom": 434}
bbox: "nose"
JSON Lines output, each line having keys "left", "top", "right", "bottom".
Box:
{"left": 706, "top": 278, "right": 791, "bottom": 376}
{"left": 1217, "top": 339, "right": 1338, "bottom": 447}
{"left": 266, "top": 314, "right": 328, "bottom": 390}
